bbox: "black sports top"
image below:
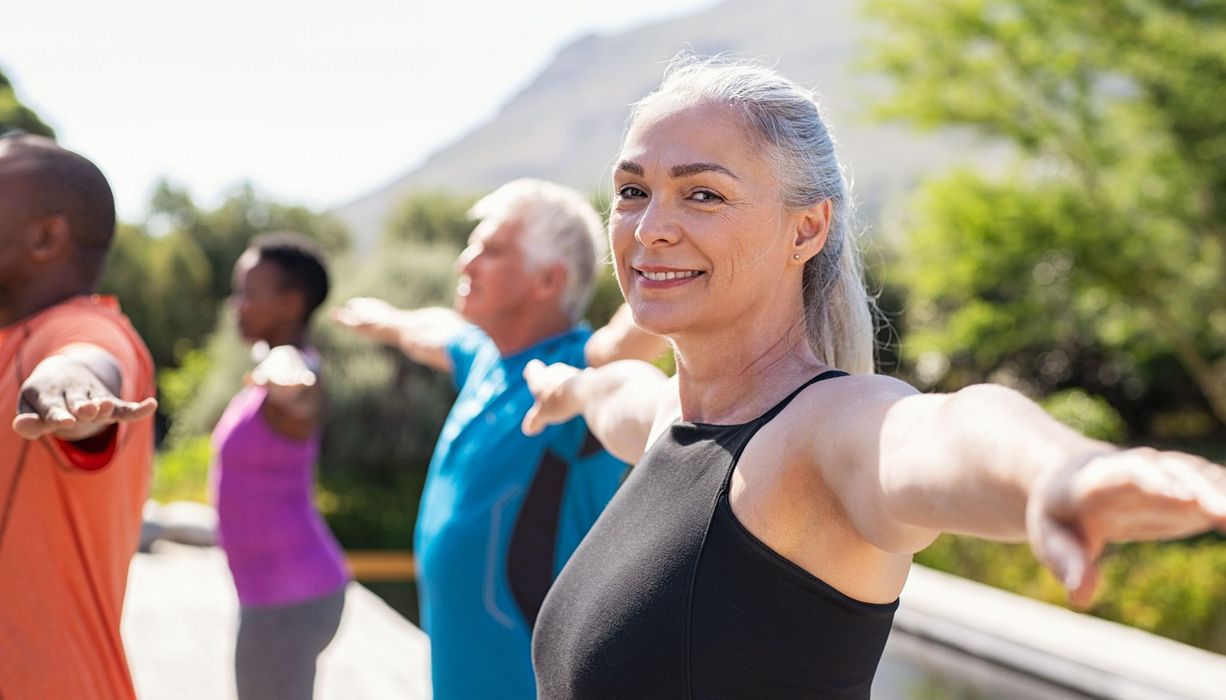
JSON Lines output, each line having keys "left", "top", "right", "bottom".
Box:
{"left": 532, "top": 371, "right": 898, "bottom": 699}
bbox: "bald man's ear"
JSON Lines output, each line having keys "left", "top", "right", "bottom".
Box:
{"left": 26, "top": 214, "right": 73, "bottom": 264}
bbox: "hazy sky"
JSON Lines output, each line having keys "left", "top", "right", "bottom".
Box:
{"left": 1, "top": 0, "right": 719, "bottom": 221}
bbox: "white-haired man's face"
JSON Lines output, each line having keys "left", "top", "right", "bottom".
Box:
{"left": 453, "top": 213, "right": 548, "bottom": 331}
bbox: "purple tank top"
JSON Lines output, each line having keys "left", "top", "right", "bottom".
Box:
{"left": 211, "top": 384, "right": 350, "bottom": 607}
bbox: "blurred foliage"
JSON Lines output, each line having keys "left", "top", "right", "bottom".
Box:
{"left": 865, "top": 0, "right": 1226, "bottom": 434}
{"left": 915, "top": 537, "right": 1226, "bottom": 653}
{"left": 103, "top": 224, "right": 215, "bottom": 370}
{"left": 0, "top": 68, "right": 55, "bottom": 137}
{"left": 101, "top": 181, "right": 350, "bottom": 370}
{"left": 150, "top": 180, "right": 351, "bottom": 303}
{"left": 383, "top": 190, "right": 477, "bottom": 250}
{"left": 912, "top": 364, "right": 1226, "bottom": 653}
{"left": 1040, "top": 388, "right": 1127, "bottom": 443}
{"left": 151, "top": 435, "right": 212, "bottom": 503}
{"left": 862, "top": 0, "right": 1226, "bottom": 655}
{"left": 158, "top": 325, "right": 250, "bottom": 445}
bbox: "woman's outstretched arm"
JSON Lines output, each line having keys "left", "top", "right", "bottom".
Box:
{"left": 811, "top": 376, "right": 1226, "bottom": 605}
{"left": 522, "top": 359, "right": 672, "bottom": 463}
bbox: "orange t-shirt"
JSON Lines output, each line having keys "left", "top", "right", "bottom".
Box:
{"left": 0, "top": 296, "right": 155, "bottom": 700}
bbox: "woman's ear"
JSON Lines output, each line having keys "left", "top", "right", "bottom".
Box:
{"left": 791, "top": 199, "right": 832, "bottom": 265}
{"left": 280, "top": 288, "right": 308, "bottom": 326}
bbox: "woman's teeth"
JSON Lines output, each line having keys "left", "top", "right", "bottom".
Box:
{"left": 640, "top": 270, "right": 700, "bottom": 281}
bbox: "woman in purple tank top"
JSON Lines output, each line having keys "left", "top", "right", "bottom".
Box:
{"left": 210, "top": 233, "right": 350, "bottom": 700}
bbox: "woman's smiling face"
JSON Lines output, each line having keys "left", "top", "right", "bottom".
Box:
{"left": 610, "top": 98, "right": 804, "bottom": 339}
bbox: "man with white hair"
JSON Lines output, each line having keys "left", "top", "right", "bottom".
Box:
{"left": 333, "top": 178, "right": 663, "bottom": 699}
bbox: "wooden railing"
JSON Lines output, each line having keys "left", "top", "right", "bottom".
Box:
{"left": 345, "top": 550, "right": 416, "bottom": 582}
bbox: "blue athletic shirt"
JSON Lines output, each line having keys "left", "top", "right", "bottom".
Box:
{"left": 415, "top": 323, "right": 627, "bottom": 700}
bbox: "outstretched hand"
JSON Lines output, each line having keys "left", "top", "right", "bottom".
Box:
{"left": 248, "top": 344, "right": 317, "bottom": 389}
{"left": 1027, "top": 447, "right": 1226, "bottom": 606}
{"left": 330, "top": 297, "right": 401, "bottom": 343}
{"left": 13, "top": 352, "right": 157, "bottom": 441}
{"left": 522, "top": 359, "right": 584, "bottom": 436}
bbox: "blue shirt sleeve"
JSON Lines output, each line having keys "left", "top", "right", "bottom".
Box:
{"left": 569, "top": 323, "right": 594, "bottom": 370}
{"left": 446, "top": 324, "right": 489, "bottom": 390}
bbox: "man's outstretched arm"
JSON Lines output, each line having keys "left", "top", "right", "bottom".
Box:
{"left": 331, "top": 297, "right": 467, "bottom": 374}
{"left": 13, "top": 344, "right": 157, "bottom": 442}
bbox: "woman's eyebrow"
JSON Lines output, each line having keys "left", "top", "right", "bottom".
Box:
{"left": 616, "top": 160, "right": 644, "bottom": 176}
{"left": 670, "top": 162, "right": 738, "bottom": 180}
{"left": 615, "top": 160, "right": 739, "bottom": 180}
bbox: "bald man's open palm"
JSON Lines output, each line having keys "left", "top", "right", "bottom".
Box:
{"left": 12, "top": 346, "right": 156, "bottom": 441}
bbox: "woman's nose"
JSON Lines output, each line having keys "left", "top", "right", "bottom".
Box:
{"left": 634, "top": 200, "right": 681, "bottom": 248}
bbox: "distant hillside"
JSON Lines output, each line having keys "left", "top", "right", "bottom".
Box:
{"left": 336, "top": 0, "right": 996, "bottom": 248}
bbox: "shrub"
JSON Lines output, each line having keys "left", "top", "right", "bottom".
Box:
{"left": 1041, "top": 388, "right": 1128, "bottom": 442}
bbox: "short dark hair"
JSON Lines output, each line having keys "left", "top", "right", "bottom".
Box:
{"left": 248, "top": 232, "right": 330, "bottom": 323}
{"left": 0, "top": 133, "right": 115, "bottom": 267}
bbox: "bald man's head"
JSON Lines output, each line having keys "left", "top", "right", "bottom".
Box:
{"left": 0, "top": 134, "right": 116, "bottom": 271}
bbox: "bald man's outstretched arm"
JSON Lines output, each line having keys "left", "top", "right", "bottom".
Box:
{"left": 12, "top": 344, "right": 157, "bottom": 442}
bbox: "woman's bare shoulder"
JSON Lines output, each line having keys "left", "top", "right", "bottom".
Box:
{"left": 797, "top": 372, "right": 918, "bottom": 410}
{"left": 773, "top": 372, "right": 921, "bottom": 454}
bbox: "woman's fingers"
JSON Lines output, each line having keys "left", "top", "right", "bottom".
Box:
{"left": 251, "top": 346, "right": 317, "bottom": 388}
{"left": 1072, "top": 451, "right": 1225, "bottom": 540}
{"left": 1031, "top": 448, "right": 1226, "bottom": 606}
{"left": 522, "top": 404, "right": 545, "bottom": 437}
{"left": 522, "top": 360, "right": 582, "bottom": 435}
{"left": 523, "top": 360, "right": 548, "bottom": 395}
{"left": 1030, "top": 512, "right": 1100, "bottom": 607}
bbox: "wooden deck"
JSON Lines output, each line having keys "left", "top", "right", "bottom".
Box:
{"left": 121, "top": 542, "right": 431, "bottom": 699}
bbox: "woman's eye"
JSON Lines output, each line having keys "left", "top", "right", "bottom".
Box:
{"left": 690, "top": 190, "right": 723, "bottom": 203}
{"left": 617, "top": 185, "right": 646, "bottom": 199}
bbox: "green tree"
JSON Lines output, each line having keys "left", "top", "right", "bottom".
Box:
{"left": 100, "top": 225, "right": 214, "bottom": 368}
{"left": 152, "top": 180, "right": 351, "bottom": 305}
{"left": 102, "top": 181, "right": 352, "bottom": 368}
{"left": 865, "top": 0, "right": 1226, "bottom": 428}
{"left": 0, "top": 68, "right": 54, "bottom": 137}
{"left": 383, "top": 190, "right": 478, "bottom": 251}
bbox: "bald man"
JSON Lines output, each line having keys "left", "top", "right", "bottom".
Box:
{"left": 0, "top": 134, "right": 157, "bottom": 699}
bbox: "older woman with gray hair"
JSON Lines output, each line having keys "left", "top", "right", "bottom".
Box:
{"left": 522, "top": 55, "right": 1226, "bottom": 698}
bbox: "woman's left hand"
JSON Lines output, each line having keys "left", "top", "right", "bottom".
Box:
{"left": 248, "top": 345, "right": 317, "bottom": 389}
{"left": 1027, "top": 447, "right": 1226, "bottom": 606}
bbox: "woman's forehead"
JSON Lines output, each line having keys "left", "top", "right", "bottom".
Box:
{"left": 618, "top": 100, "right": 765, "bottom": 178}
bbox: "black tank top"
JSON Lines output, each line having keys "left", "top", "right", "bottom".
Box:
{"left": 532, "top": 370, "right": 898, "bottom": 699}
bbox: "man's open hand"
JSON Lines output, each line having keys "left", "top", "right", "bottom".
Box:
{"left": 12, "top": 348, "right": 156, "bottom": 441}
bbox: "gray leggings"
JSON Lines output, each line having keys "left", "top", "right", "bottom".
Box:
{"left": 235, "top": 587, "right": 346, "bottom": 700}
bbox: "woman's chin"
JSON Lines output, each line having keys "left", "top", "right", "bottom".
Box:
{"left": 627, "top": 303, "right": 690, "bottom": 338}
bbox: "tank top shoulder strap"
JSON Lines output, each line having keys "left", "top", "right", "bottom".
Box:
{"left": 712, "top": 369, "right": 848, "bottom": 490}
{"left": 749, "top": 369, "right": 848, "bottom": 430}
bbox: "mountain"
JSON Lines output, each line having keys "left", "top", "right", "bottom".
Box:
{"left": 335, "top": 0, "right": 996, "bottom": 248}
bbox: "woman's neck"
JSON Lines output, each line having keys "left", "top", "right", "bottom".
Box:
{"left": 671, "top": 311, "right": 824, "bottom": 424}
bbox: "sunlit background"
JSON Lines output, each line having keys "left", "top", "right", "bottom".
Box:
{"left": 1, "top": 0, "right": 719, "bottom": 219}
{"left": 4, "top": 0, "right": 1225, "bottom": 695}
